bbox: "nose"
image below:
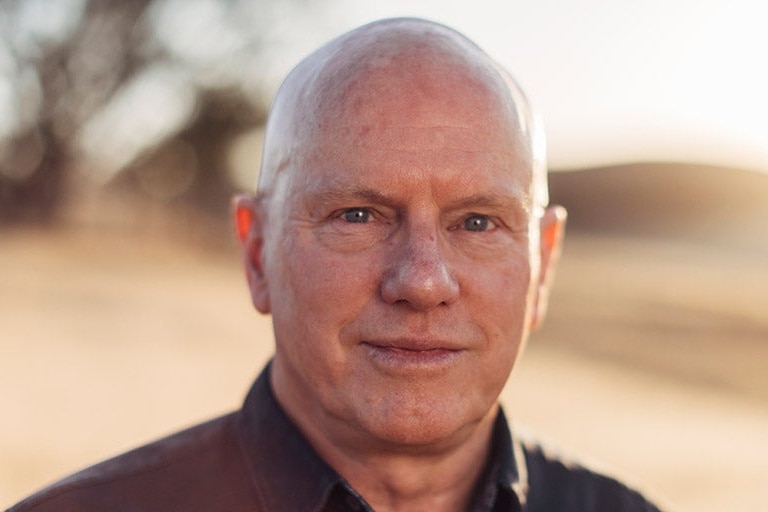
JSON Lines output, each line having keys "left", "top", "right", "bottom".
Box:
{"left": 380, "top": 228, "right": 460, "bottom": 310}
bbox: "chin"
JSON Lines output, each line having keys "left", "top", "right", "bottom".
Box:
{"left": 358, "top": 401, "right": 488, "bottom": 453}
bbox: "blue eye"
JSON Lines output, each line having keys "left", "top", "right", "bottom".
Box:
{"left": 463, "top": 215, "right": 490, "bottom": 232}
{"left": 342, "top": 208, "right": 370, "bottom": 223}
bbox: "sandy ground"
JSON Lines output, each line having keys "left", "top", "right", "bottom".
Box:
{"left": 2, "top": 223, "right": 767, "bottom": 511}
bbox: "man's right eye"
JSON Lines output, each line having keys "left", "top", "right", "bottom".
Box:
{"left": 341, "top": 208, "right": 370, "bottom": 223}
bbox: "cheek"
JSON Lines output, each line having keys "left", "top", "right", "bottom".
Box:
{"left": 479, "top": 245, "right": 532, "bottom": 292}
{"left": 473, "top": 256, "right": 534, "bottom": 338}
{"left": 477, "top": 259, "right": 534, "bottom": 386}
{"left": 269, "top": 240, "right": 384, "bottom": 399}
{"left": 270, "top": 236, "right": 378, "bottom": 334}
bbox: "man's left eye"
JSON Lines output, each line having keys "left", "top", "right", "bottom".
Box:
{"left": 342, "top": 208, "right": 370, "bottom": 223}
{"left": 463, "top": 215, "right": 492, "bottom": 232}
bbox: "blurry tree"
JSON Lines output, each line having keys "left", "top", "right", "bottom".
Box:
{"left": 0, "top": 0, "right": 330, "bottom": 224}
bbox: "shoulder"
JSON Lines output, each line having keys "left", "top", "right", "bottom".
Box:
{"left": 7, "top": 413, "right": 259, "bottom": 512}
{"left": 521, "top": 439, "right": 664, "bottom": 512}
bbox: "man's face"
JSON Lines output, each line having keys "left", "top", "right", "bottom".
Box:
{"left": 249, "top": 66, "right": 548, "bottom": 451}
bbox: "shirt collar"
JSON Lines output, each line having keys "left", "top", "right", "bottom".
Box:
{"left": 235, "top": 363, "right": 529, "bottom": 512}
{"left": 499, "top": 410, "right": 530, "bottom": 510}
{"left": 235, "top": 364, "right": 345, "bottom": 511}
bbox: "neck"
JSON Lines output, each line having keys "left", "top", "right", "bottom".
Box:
{"left": 311, "top": 408, "right": 498, "bottom": 512}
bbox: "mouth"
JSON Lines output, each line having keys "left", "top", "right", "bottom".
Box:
{"left": 361, "top": 340, "right": 465, "bottom": 372}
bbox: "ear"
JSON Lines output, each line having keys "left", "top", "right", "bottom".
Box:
{"left": 530, "top": 205, "right": 567, "bottom": 331}
{"left": 232, "top": 194, "right": 271, "bottom": 314}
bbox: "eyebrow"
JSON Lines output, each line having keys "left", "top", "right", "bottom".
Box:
{"left": 303, "top": 179, "right": 531, "bottom": 216}
{"left": 303, "top": 182, "right": 400, "bottom": 208}
{"left": 444, "top": 191, "right": 530, "bottom": 213}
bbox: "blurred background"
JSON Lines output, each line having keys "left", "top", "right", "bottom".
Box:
{"left": 1, "top": 0, "right": 766, "bottom": 510}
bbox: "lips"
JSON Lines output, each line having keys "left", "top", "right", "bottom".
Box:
{"left": 364, "top": 338, "right": 461, "bottom": 352}
{"left": 360, "top": 338, "right": 465, "bottom": 372}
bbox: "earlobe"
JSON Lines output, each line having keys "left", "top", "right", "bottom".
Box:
{"left": 232, "top": 194, "right": 271, "bottom": 314}
{"left": 530, "top": 205, "right": 567, "bottom": 330}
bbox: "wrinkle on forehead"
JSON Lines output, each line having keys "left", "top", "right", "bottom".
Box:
{"left": 257, "top": 18, "right": 547, "bottom": 207}
{"left": 316, "top": 124, "right": 514, "bottom": 153}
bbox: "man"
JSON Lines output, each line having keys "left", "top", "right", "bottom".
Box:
{"left": 9, "top": 18, "right": 662, "bottom": 512}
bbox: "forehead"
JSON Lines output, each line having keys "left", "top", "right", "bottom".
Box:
{"left": 304, "top": 123, "right": 523, "bottom": 177}
{"left": 295, "top": 63, "right": 530, "bottom": 192}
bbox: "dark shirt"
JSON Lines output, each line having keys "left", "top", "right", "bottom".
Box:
{"left": 8, "top": 365, "right": 662, "bottom": 511}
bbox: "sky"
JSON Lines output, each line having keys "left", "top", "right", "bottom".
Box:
{"left": 309, "top": 0, "right": 768, "bottom": 172}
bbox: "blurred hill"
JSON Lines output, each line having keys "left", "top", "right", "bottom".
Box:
{"left": 549, "top": 163, "right": 768, "bottom": 252}
{"left": 543, "top": 163, "right": 768, "bottom": 402}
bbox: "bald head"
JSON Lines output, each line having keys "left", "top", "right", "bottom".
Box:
{"left": 257, "top": 17, "right": 548, "bottom": 209}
